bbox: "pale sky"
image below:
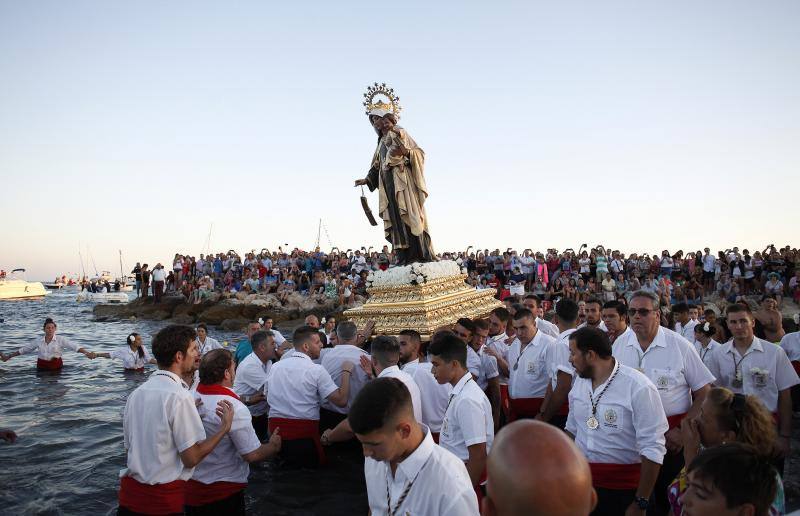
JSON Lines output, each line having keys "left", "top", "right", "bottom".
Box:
{"left": 1, "top": 1, "right": 798, "bottom": 280}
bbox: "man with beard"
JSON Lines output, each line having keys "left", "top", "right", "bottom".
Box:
{"left": 602, "top": 301, "right": 632, "bottom": 345}
{"left": 579, "top": 297, "right": 607, "bottom": 332}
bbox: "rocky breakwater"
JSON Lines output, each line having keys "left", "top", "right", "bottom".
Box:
{"left": 93, "top": 291, "right": 355, "bottom": 331}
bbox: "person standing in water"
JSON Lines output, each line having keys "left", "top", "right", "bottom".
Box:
{"left": 1, "top": 318, "right": 96, "bottom": 370}
{"left": 94, "top": 333, "right": 157, "bottom": 372}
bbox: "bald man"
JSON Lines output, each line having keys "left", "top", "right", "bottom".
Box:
{"left": 483, "top": 420, "right": 596, "bottom": 516}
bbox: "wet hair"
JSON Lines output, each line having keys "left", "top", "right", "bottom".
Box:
{"left": 428, "top": 333, "right": 467, "bottom": 368}
{"left": 292, "top": 325, "right": 320, "bottom": 349}
{"left": 398, "top": 329, "right": 422, "bottom": 344}
{"left": 490, "top": 307, "right": 510, "bottom": 323}
{"left": 473, "top": 318, "right": 489, "bottom": 331}
{"left": 455, "top": 317, "right": 475, "bottom": 335}
{"left": 196, "top": 323, "right": 208, "bottom": 332}
{"left": 152, "top": 325, "right": 197, "bottom": 368}
{"left": 348, "top": 378, "right": 412, "bottom": 435}
{"left": 512, "top": 308, "right": 535, "bottom": 321}
{"left": 127, "top": 333, "right": 144, "bottom": 358}
{"left": 569, "top": 327, "right": 612, "bottom": 359}
{"left": 725, "top": 303, "right": 753, "bottom": 317}
{"left": 371, "top": 335, "right": 400, "bottom": 367}
{"left": 705, "top": 388, "right": 776, "bottom": 457}
{"left": 199, "top": 349, "right": 234, "bottom": 385}
{"left": 555, "top": 298, "right": 579, "bottom": 324}
{"left": 602, "top": 300, "right": 627, "bottom": 317}
{"left": 694, "top": 321, "right": 716, "bottom": 338}
{"left": 250, "top": 330, "right": 274, "bottom": 350}
{"left": 43, "top": 317, "right": 56, "bottom": 330}
{"left": 686, "top": 443, "right": 777, "bottom": 516}
{"left": 336, "top": 320, "right": 358, "bottom": 342}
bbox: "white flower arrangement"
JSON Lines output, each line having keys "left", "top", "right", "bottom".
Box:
{"left": 366, "top": 260, "right": 461, "bottom": 288}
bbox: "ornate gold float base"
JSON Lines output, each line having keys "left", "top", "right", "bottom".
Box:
{"left": 343, "top": 273, "right": 502, "bottom": 339}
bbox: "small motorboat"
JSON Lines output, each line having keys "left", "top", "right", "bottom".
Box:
{"left": 76, "top": 291, "right": 130, "bottom": 304}
{"left": 0, "top": 269, "right": 47, "bottom": 300}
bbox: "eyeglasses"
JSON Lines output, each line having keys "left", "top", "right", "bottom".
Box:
{"left": 629, "top": 308, "right": 656, "bottom": 317}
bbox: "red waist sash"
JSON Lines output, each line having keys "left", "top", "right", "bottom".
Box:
{"left": 185, "top": 479, "right": 246, "bottom": 506}
{"left": 268, "top": 417, "right": 326, "bottom": 465}
{"left": 37, "top": 357, "right": 63, "bottom": 370}
{"left": 118, "top": 476, "right": 186, "bottom": 514}
{"left": 125, "top": 367, "right": 145, "bottom": 373}
{"left": 499, "top": 384, "right": 510, "bottom": 416}
{"left": 666, "top": 412, "right": 687, "bottom": 431}
{"left": 508, "top": 397, "right": 543, "bottom": 422}
{"left": 589, "top": 462, "right": 641, "bottom": 490}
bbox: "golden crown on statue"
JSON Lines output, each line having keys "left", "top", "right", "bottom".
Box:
{"left": 363, "top": 82, "right": 402, "bottom": 119}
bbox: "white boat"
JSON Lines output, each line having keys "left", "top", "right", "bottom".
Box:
{"left": 0, "top": 269, "right": 47, "bottom": 300}
{"left": 76, "top": 291, "right": 130, "bottom": 303}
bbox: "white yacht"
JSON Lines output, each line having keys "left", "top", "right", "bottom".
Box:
{"left": 0, "top": 269, "right": 47, "bottom": 300}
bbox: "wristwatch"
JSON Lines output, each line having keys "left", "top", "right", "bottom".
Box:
{"left": 634, "top": 496, "right": 649, "bottom": 510}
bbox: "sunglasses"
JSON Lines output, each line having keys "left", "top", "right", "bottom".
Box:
{"left": 629, "top": 308, "right": 656, "bottom": 317}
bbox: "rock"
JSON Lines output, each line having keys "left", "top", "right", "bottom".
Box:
{"left": 220, "top": 318, "right": 250, "bottom": 331}
{"left": 144, "top": 310, "right": 172, "bottom": 321}
{"left": 171, "top": 314, "right": 196, "bottom": 325}
{"left": 197, "top": 303, "right": 245, "bottom": 325}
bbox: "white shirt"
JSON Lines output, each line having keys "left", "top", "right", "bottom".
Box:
{"left": 18, "top": 335, "right": 80, "bottom": 360}
{"left": 610, "top": 326, "right": 634, "bottom": 346}
{"left": 267, "top": 351, "right": 338, "bottom": 420}
{"left": 613, "top": 327, "right": 715, "bottom": 416}
{"left": 551, "top": 329, "right": 577, "bottom": 389}
{"left": 780, "top": 332, "right": 800, "bottom": 362}
{"left": 485, "top": 333, "right": 510, "bottom": 384}
{"left": 402, "top": 359, "right": 451, "bottom": 432}
{"left": 110, "top": 345, "right": 152, "bottom": 370}
{"left": 319, "top": 344, "right": 370, "bottom": 414}
{"left": 378, "top": 365, "right": 423, "bottom": 422}
{"left": 466, "top": 346, "right": 499, "bottom": 391}
{"left": 706, "top": 337, "right": 800, "bottom": 413}
{"left": 121, "top": 370, "right": 205, "bottom": 483}
{"left": 507, "top": 331, "right": 560, "bottom": 399}
{"left": 364, "top": 426, "right": 479, "bottom": 516}
{"left": 191, "top": 387, "right": 261, "bottom": 484}
{"left": 566, "top": 361, "right": 668, "bottom": 465}
{"left": 440, "top": 373, "right": 494, "bottom": 461}
{"left": 703, "top": 254, "right": 716, "bottom": 272}
{"left": 536, "top": 317, "right": 560, "bottom": 339}
{"left": 151, "top": 267, "right": 166, "bottom": 282}
{"left": 675, "top": 319, "right": 699, "bottom": 343}
{"left": 197, "top": 336, "right": 223, "bottom": 356}
{"left": 268, "top": 329, "right": 286, "bottom": 347}
{"left": 578, "top": 320, "right": 608, "bottom": 332}
{"left": 233, "top": 352, "right": 271, "bottom": 417}
{"left": 694, "top": 339, "right": 721, "bottom": 367}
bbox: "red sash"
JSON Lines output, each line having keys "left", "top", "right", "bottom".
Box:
{"left": 666, "top": 412, "right": 687, "bottom": 431}
{"left": 499, "top": 384, "right": 510, "bottom": 416}
{"left": 185, "top": 479, "right": 247, "bottom": 506}
{"left": 118, "top": 476, "right": 186, "bottom": 514}
{"left": 37, "top": 357, "right": 63, "bottom": 370}
{"left": 431, "top": 432, "right": 440, "bottom": 444}
{"left": 196, "top": 383, "right": 240, "bottom": 400}
{"left": 792, "top": 361, "right": 800, "bottom": 376}
{"left": 508, "top": 397, "right": 543, "bottom": 422}
{"left": 268, "top": 417, "right": 326, "bottom": 465}
{"left": 589, "top": 462, "right": 641, "bottom": 490}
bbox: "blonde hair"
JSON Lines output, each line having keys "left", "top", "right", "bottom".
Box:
{"left": 707, "top": 387, "right": 776, "bottom": 457}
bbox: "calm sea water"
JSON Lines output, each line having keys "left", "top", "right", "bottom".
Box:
{"left": 0, "top": 290, "right": 367, "bottom": 516}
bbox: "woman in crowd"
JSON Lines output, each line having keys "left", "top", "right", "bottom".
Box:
{"left": 93, "top": 333, "right": 156, "bottom": 371}
{"left": 668, "top": 387, "right": 784, "bottom": 515}
{"left": 0, "top": 318, "right": 96, "bottom": 370}
{"left": 693, "top": 322, "right": 720, "bottom": 367}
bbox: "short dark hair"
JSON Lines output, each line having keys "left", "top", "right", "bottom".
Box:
{"left": 513, "top": 307, "right": 535, "bottom": 321}
{"left": 196, "top": 322, "right": 208, "bottom": 332}
{"left": 569, "top": 327, "right": 612, "bottom": 359}
{"left": 455, "top": 317, "right": 475, "bottom": 335}
{"left": 490, "top": 307, "right": 510, "bottom": 322}
{"left": 428, "top": 333, "right": 467, "bottom": 367}
{"left": 687, "top": 443, "right": 777, "bottom": 516}
{"left": 250, "top": 330, "right": 274, "bottom": 350}
{"left": 199, "top": 349, "right": 233, "bottom": 385}
{"left": 726, "top": 303, "right": 753, "bottom": 317}
{"left": 152, "top": 325, "right": 197, "bottom": 368}
{"left": 348, "top": 378, "right": 413, "bottom": 435}
{"left": 399, "top": 329, "right": 422, "bottom": 344}
{"left": 523, "top": 294, "right": 541, "bottom": 307}
{"left": 473, "top": 318, "right": 489, "bottom": 331}
{"left": 293, "top": 325, "right": 320, "bottom": 348}
{"left": 555, "top": 298, "right": 579, "bottom": 324}
{"left": 602, "top": 300, "right": 627, "bottom": 317}
{"left": 585, "top": 297, "right": 602, "bottom": 308}
{"left": 370, "top": 335, "right": 400, "bottom": 367}
{"left": 672, "top": 302, "right": 689, "bottom": 314}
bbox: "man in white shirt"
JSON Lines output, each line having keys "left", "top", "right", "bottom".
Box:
{"left": 151, "top": 263, "right": 167, "bottom": 304}
{"left": 454, "top": 318, "right": 501, "bottom": 431}
{"left": 318, "top": 321, "right": 370, "bottom": 433}
{"left": 232, "top": 330, "right": 274, "bottom": 441}
{"left": 702, "top": 248, "right": 716, "bottom": 295}
{"left": 538, "top": 298, "right": 579, "bottom": 428}
{"left": 196, "top": 323, "right": 223, "bottom": 357}
{"left": 672, "top": 303, "right": 698, "bottom": 343}
{"left": 506, "top": 309, "right": 567, "bottom": 422}
{"left": 779, "top": 330, "right": 800, "bottom": 413}
{"left": 523, "top": 295, "right": 560, "bottom": 338}
{"left": 613, "top": 290, "right": 714, "bottom": 515}
{"left": 482, "top": 307, "right": 512, "bottom": 421}
{"left": 706, "top": 304, "right": 799, "bottom": 463}
{"left": 266, "top": 326, "right": 354, "bottom": 467}
{"left": 429, "top": 333, "right": 494, "bottom": 505}
{"left": 398, "top": 329, "right": 451, "bottom": 441}
{"left": 602, "top": 300, "right": 633, "bottom": 345}
{"left": 350, "top": 377, "right": 479, "bottom": 516}
{"left": 566, "top": 327, "right": 668, "bottom": 516}
{"left": 117, "top": 325, "right": 234, "bottom": 515}
{"left": 187, "top": 349, "right": 281, "bottom": 514}
{"left": 577, "top": 297, "right": 608, "bottom": 332}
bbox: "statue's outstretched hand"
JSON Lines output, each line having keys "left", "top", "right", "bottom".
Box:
{"left": 354, "top": 179, "right": 368, "bottom": 187}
